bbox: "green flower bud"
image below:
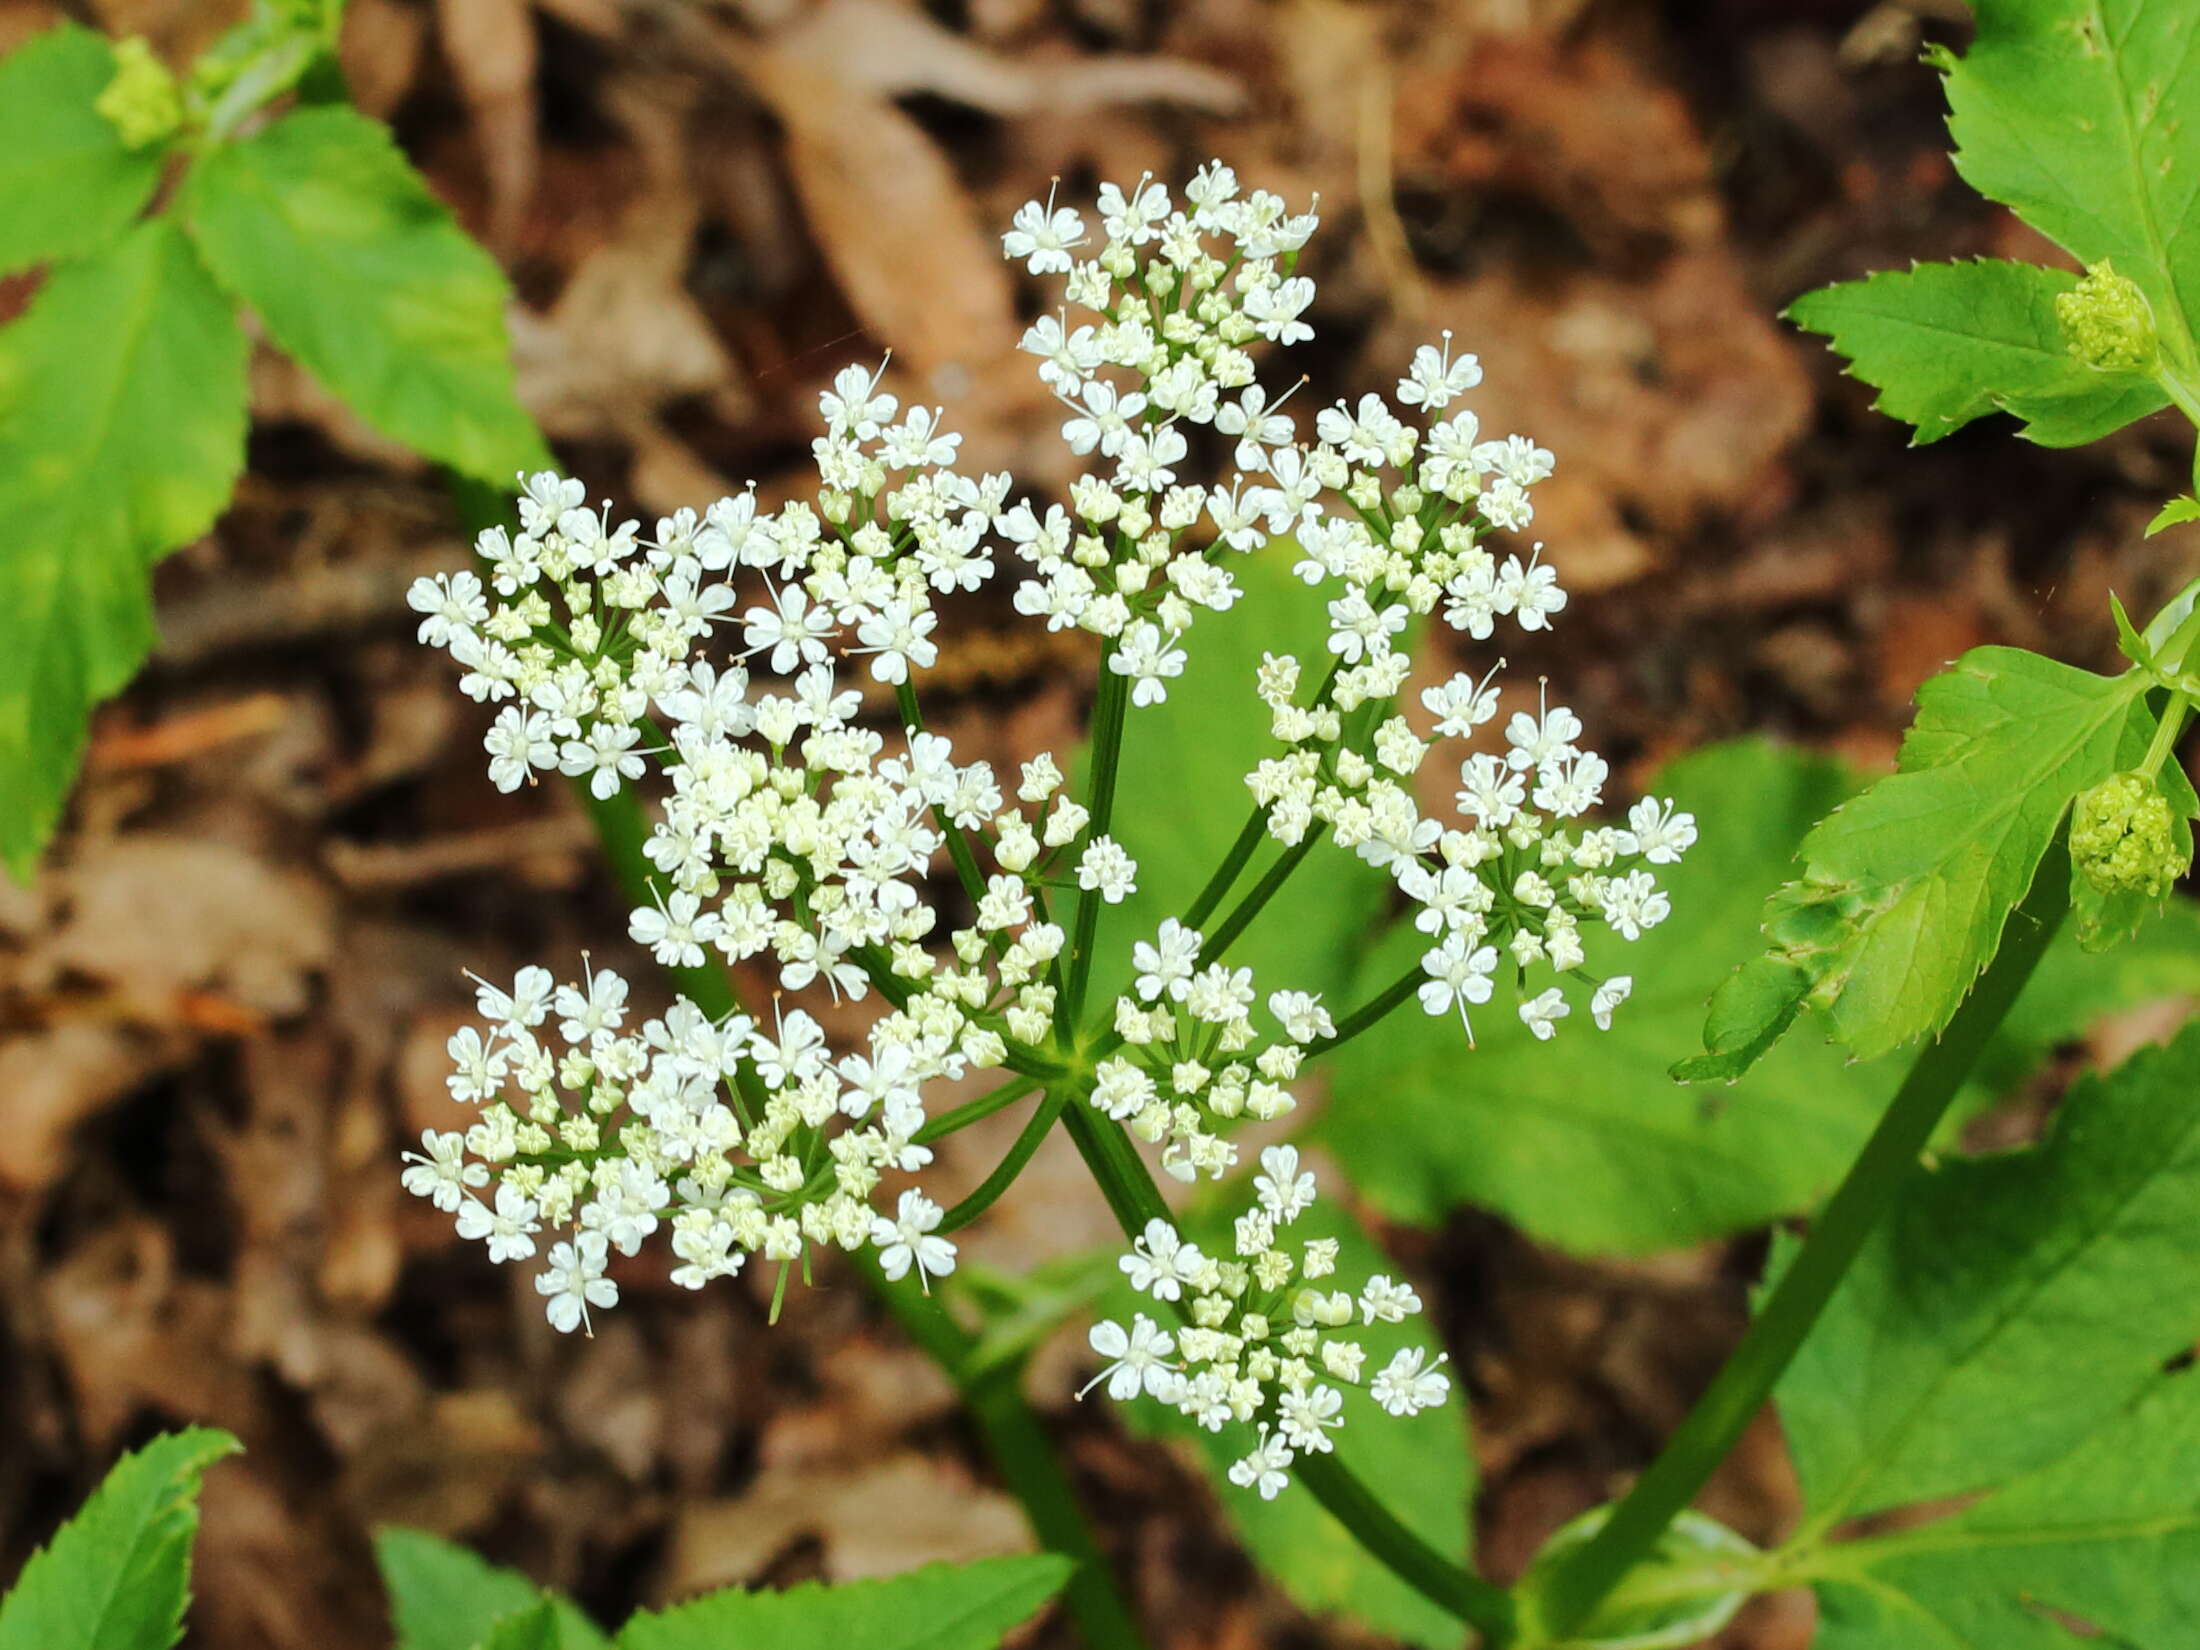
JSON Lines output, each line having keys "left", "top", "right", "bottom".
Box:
{"left": 94, "top": 37, "right": 183, "bottom": 151}
{"left": 2071, "top": 770, "right": 2185, "bottom": 899}
{"left": 2056, "top": 262, "right": 2157, "bottom": 373}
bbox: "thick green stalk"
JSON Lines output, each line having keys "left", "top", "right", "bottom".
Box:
{"left": 1533, "top": 846, "right": 2072, "bottom": 1640}
{"left": 869, "top": 1259, "right": 1150, "bottom": 1650}
{"left": 578, "top": 780, "right": 1149, "bottom": 1650}
{"left": 1058, "top": 1105, "right": 1517, "bottom": 1644}
{"left": 1062, "top": 658, "right": 1131, "bottom": 1038}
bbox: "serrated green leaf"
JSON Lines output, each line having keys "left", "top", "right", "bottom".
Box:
{"left": 613, "top": 1556, "right": 1072, "bottom": 1650}
{"left": 1099, "top": 546, "right": 1389, "bottom": 1009}
{"left": 1943, "top": 0, "right": 2200, "bottom": 372}
{"left": 1787, "top": 260, "right": 2167, "bottom": 445}
{"left": 0, "top": 1428, "right": 240, "bottom": 1650}
{"left": 1097, "top": 1195, "right": 1473, "bottom": 1648}
{"left": 0, "top": 217, "right": 249, "bottom": 879}
{"left": 1802, "top": 1373, "right": 2200, "bottom": 1650}
{"left": 0, "top": 26, "right": 166, "bottom": 277}
{"left": 181, "top": 106, "right": 549, "bottom": 484}
{"left": 1781, "top": 1024, "right": 2200, "bottom": 1523}
{"left": 2149, "top": 494, "right": 2200, "bottom": 536}
{"left": 470, "top": 1601, "right": 562, "bottom": 1650}
{"left": 1774, "top": 1024, "right": 2200, "bottom": 1644}
{"left": 374, "top": 1530, "right": 609, "bottom": 1650}
{"left": 1693, "top": 648, "right": 2151, "bottom": 1073}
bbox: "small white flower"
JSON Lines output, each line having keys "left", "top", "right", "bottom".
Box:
{"left": 1083, "top": 1313, "right": 1181, "bottom": 1401}
{"left": 871, "top": 1189, "right": 956, "bottom": 1289}
{"left": 1120, "top": 1218, "right": 1209, "bottom": 1302}
{"left": 536, "top": 1231, "right": 618, "bottom": 1334}
{"left": 1518, "top": 987, "right": 1570, "bottom": 1041}
{"left": 1255, "top": 1144, "right": 1316, "bottom": 1222}
{"left": 1076, "top": 836, "right": 1138, "bottom": 903}
{"left": 1370, "top": 1347, "right": 1451, "bottom": 1417}
{"left": 1591, "top": 975, "right": 1634, "bottom": 1030}
{"left": 1002, "top": 197, "right": 1087, "bottom": 273}
{"left": 1227, "top": 1425, "right": 1295, "bottom": 1499}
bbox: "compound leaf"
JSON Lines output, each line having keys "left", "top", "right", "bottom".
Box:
{"left": 1788, "top": 260, "right": 2167, "bottom": 445}
{"left": 0, "top": 1428, "right": 240, "bottom": 1650}
{"left": 613, "top": 1556, "right": 1071, "bottom": 1650}
{"left": 1942, "top": 0, "right": 2200, "bottom": 361}
{"left": 1776, "top": 1024, "right": 2200, "bottom": 1645}
{"left": 1686, "top": 647, "right": 2150, "bottom": 1077}
{"left": 0, "top": 25, "right": 166, "bottom": 277}
{"left": 0, "top": 217, "right": 249, "bottom": 878}
{"left": 182, "top": 105, "right": 549, "bottom": 485}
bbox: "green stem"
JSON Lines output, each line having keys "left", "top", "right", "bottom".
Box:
{"left": 1183, "top": 805, "right": 1270, "bottom": 930}
{"left": 579, "top": 780, "right": 1149, "bottom": 1650}
{"left": 1201, "top": 824, "right": 1328, "bottom": 964}
{"left": 1298, "top": 1454, "right": 1518, "bottom": 1645}
{"left": 1057, "top": 1105, "right": 1516, "bottom": 1644}
{"left": 868, "top": 1259, "right": 1149, "bottom": 1650}
{"left": 1063, "top": 658, "right": 1131, "bottom": 1040}
{"left": 1305, "top": 959, "right": 1424, "bottom": 1058}
{"left": 1532, "top": 843, "right": 2071, "bottom": 1640}
{"left": 916, "top": 1073, "right": 1043, "bottom": 1144}
{"left": 942, "top": 1086, "right": 1073, "bottom": 1232}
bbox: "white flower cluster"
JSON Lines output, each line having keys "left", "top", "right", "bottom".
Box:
{"left": 399, "top": 960, "right": 970, "bottom": 1333}
{"left": 1086, "top": 1147, "right": 1449, "bottom": 1500}
{"left": 400, "top": 160, "right": 1685, "bottom": 1495}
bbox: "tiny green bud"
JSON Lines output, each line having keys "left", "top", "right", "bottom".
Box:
{"left": 2056, "top": 262, "right": 2157, "bottom": 373}
{"left": 2071, "top": 770, "right": 2185, "bottom": 899}
{"left": 95, "top": 37, "right": 183, "bottom": 151}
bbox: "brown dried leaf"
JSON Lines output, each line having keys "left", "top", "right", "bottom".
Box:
{"left": 739, "top": 44, "right": 1017, "bottom": 384}
{"left": 771, "top": 0, "right": 1243, "bottom": 118}
{"left": 437, "top": 0, "right": 540, "bottom": 250}
{"left": 41, "top": 836, "right": 335, "bottom": 1021}
{"left": 656, "top": 1454, "right": 1033, "bottom": 1601}
{"left": 0, "top": 1023, "right": 174, "bottom": 1195}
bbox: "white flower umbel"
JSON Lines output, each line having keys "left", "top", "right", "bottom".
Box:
{"left": 405, "top": 165, "right": 1690, "bottom": 1404}
{"left": 1084, "top": 1147, "right": 1445, "bottom": 1500}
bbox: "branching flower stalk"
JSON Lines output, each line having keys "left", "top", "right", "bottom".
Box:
{"left": 404, "top": 165, "right": 1695, "bottom": 1634}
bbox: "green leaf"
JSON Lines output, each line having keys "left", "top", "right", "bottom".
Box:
{"left": 0, "top": 25, "right": 166, "bottom": 277}
{"left": 1802, "top": 1375, "right": 2200, "bottom": 1650}
{"left": 470, "top": 1602, "right": 562, "bottom": 1650}
{"left": 1942, "top": 0, "right": 2200, "bottom": 368}
{"left": 181, "top": 106, "right": 549, "bottom": 484}
{"left": 1774, "top": 1024, "right": 2200, "bottom": 1644}
{"left": 0, "top": 1428, "right": 240, "bottom": 1650}
{"left": 1101, "top": 1195, "right": 1474, "bottom": 1648}
{"left": 1323, "top": 737, "right": 2200, "bottom": 1254}
{"left": 1787, "top": 260, "right": 2167, "bottom": 445}
{"left": 1689, "top": 648, "right": 2150, "bottom": 1075}
{"left": 1323, "top": 739, "right": 1900, "bottom": 1253}
{"left": 374, "top": 1530, "right": 610, "bottom": 1650}
{"left": 0, "top": 217, "right": 249, "bottom": 878}
{"left": 1101, "top": 546, "right": 1389, "bottom": 1007}
{"left": 2149, "top": 493, "right": 2200, "bottom": 536}
{"left": 613, "top": 1556, "right": 1072, "bottom": 1650}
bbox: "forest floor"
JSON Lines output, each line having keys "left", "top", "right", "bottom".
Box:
{"left": 3, "top": 0, "right": 2196, "bottom": 1646}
